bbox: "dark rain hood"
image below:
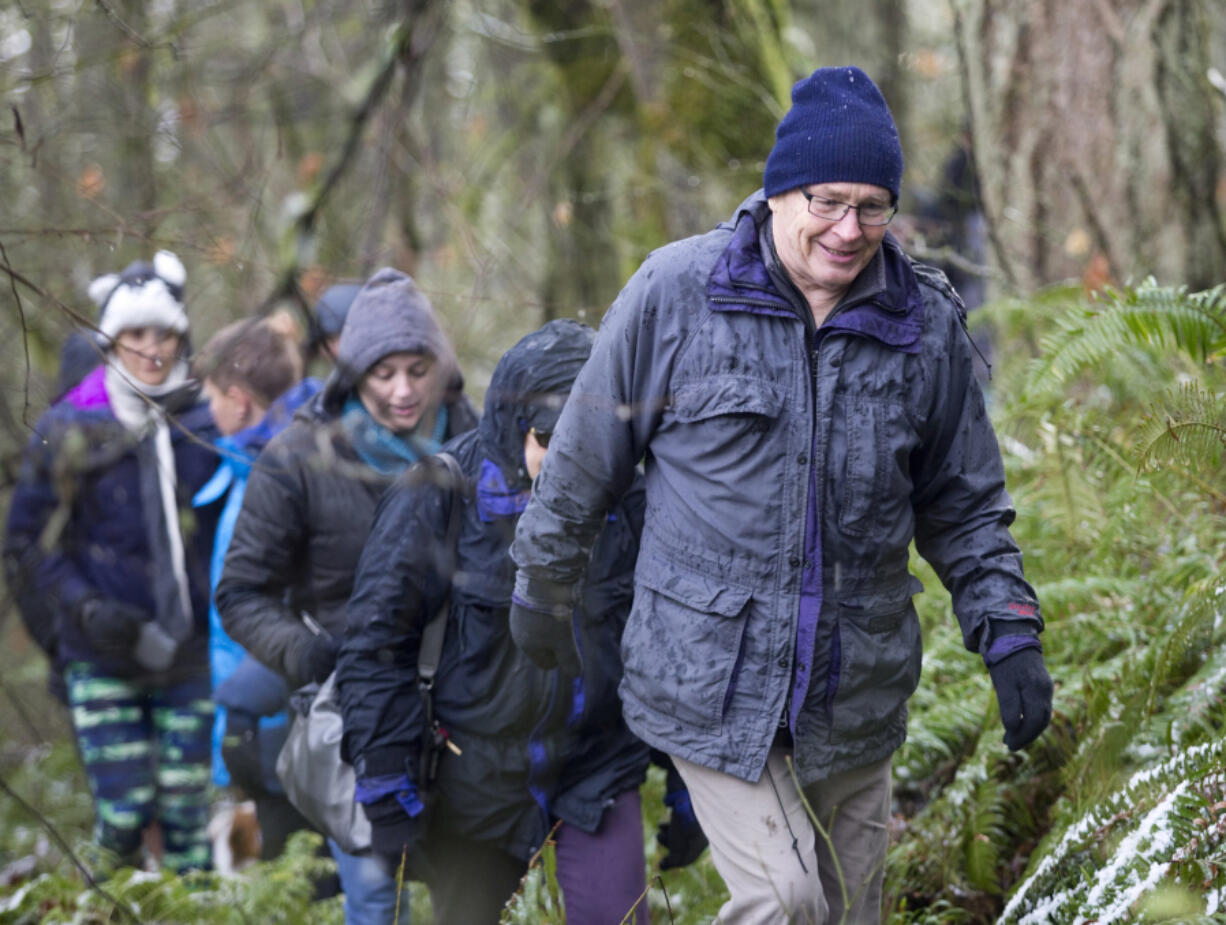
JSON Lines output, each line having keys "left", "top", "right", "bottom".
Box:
{"left": 477, "top": 318, "right": 595, "bottom": 489}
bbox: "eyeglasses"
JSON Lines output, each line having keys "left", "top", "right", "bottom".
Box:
{"left": 530, "top": 428, "right": 551, "bottom": 448}
{"left": 801, "top": 190, "right": 897, "bottom": 226}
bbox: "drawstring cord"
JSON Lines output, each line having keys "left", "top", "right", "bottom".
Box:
{"left": 765, "top": 758, "right": 809, "bottom": 874}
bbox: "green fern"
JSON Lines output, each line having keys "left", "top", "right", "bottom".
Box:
{"left": 1022, "top": 282, "right": 1226, "bottom": 396}
{"left": 1146, "top": 579, "right": 1223, "bottom": 715}
{"left": 1135, "top": 382, "right": 1226, "bottom": 483}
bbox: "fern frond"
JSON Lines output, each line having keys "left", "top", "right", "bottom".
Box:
{"left": 1135, "top": 382, "right": 1226, "bottom": 476}
{"left": 963, "top": 775, "right": 1009, "bottom": 893}
{"left": 1022, "top": 282, "right": 1226, "bottom": 396}
{"left": 1147, "top": 587, "right": 1221, "bottom": 715}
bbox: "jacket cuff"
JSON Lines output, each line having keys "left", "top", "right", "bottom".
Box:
{"left": 513, "top": 572, "right": 575, "bottom": 610}
{"left": 353, "top": 747, "right": 416, "bottom": 779}
{"left": 983, "top": 634, "right": 1042, "bottom": 667}
{"left": 980, "top": 618, "right": 1042, "bottom": 666}
{"left": 60, "top": 579, "right": 97, "bottom": 617}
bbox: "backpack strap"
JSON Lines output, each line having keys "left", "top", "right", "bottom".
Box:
{"left": 416, "top": 451, "right": 466, "bottom": 687}
{"left": 909, "top": 257, "right": 992, "bottom": 379}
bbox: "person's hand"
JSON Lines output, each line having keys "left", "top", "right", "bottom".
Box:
{"left": 363, "top": 796, "right": 428, "bottom": 872}
{"left": 509, "top": 597, "right": 580, "bottom": 675}
{"left": 988, "top": 647, "right": 1053, "bottom": 750}
{"left": 657, "top": 788, "right": 707, "bottom": 870}
{"left": 296, "top": 633, "right": 339, "bottom": 685}
{"left": 77, "top": 597, "right": 145, "bottom": 654}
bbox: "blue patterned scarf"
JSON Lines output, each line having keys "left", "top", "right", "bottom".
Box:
{"left": 341, "top": 396, "right": 448, "bottom": 475}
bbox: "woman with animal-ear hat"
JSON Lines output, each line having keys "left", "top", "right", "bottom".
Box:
{"left": 4, "top": 250, "right": 223, "bottom": 872}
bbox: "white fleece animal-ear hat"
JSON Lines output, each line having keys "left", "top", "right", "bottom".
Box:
{"left": 91, "top": 250, "right": 189, "bottom": 343}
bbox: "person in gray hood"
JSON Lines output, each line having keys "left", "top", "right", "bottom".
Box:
{"left": 510, "top": 65, "right": 1053, "bottom": 924}
{"left": 217, "top": 267, "right": 477, "bottom": 925}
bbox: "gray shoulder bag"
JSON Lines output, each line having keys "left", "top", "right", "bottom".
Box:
{"left": 275, "top": 452, "right": 466, "bottom": 855}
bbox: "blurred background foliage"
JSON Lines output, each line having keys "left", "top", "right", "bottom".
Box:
{"left": 1, "top": 0, "right": 1226, "bottom": 922}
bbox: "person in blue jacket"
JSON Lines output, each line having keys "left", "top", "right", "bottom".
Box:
{"left": 510, "top": 67, "right": 1053, "bottom": 924}
{"left": 191, "top": 316, "right": 320, "bottom": 860}
{"left": 337, "top": 320, "right": 653, "bottom": 924}
{"left": 4, "top": 251, "right": 221, "bottom": 873}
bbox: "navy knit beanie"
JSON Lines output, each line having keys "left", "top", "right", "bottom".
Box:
{"left": 763, "top": 66, "right": 903, "bottom": 201}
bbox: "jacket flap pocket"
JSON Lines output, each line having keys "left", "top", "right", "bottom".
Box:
{"left": 636, "top": 563, "right": 751, "bottom": 617}
{"left": 671, "top": 376, "right": 782, "bottom": 424}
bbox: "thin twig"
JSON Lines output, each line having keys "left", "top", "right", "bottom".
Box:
{"left": 0, "top": 240, "right": 36, "bottom": 428}
{"left": 0, "top": 774, "right": 141, "bottom": 922}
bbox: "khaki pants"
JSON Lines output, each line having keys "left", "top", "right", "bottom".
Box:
{"left": 672, "top": 749, "right": 891, "bottom": 925}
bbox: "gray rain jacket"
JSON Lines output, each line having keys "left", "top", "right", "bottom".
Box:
{"left": 511, "top": 191, "right": 1041, "bottom": 786}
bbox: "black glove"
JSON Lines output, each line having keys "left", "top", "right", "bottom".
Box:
{"left": 988, "top": 647, "right": 1053, "bottom": 750}
{"left": 509, "top": 599, "right": 580, "bottom": 675}
{"left": 77, "top": 597, "right": 146, "bottom": 655}
{"left": 296, "top": 633, "right": 339, "bottom": 685}
{"left": 657, "top": 787, "right": 708, "bottom": 870}
{"left": 510, "top": 574, "right": 580, "bottom": 674}
{"left": 363, "top": 797, "right": 428, "bottom": 873}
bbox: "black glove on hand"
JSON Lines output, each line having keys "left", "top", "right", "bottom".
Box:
{"left": 363, "top": 797, "right": 427, "bottom": 871}
{"left": 988, "top": 647, "right": 1053, "bottom": 750}
{"left": 509, "top": 598, "right": 580, "bottom": 675}
{"left": 657, "top": 788, "right": 708, "bottom": 870}
{"left": 78, "top": 597, "right": 146, "bottom": 655}
{"left": 510, "top": 573, "right": 580, "bottom": 674}
{"left": 296, "top": 633, "right": 339, "bottom": 685}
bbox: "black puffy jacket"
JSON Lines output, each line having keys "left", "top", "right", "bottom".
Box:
{"left": 338, "top": 321, "right": 649, "bottom": 862}
{"left": 216, "top": 373, "right": 477, "bottom": 689}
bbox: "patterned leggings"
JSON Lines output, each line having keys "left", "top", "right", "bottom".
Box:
{"left": 66, "top": 662, "right": 214, "bottom": 872}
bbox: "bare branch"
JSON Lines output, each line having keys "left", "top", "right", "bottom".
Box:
{"left": 257, "top": 3, "right": 448, "bottom": 319}
{"left": 92, "top": 0, "right": 180, "bottom": 58}
{"left": 0, "top": 774, "right": 141, "bottom": 922}
{"left": 0, "top": 241, "right": 37, "bottom": 429}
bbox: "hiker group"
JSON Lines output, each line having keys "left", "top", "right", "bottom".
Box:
{"left": 4, "top": 66, "right": 1051, "bottom": 925}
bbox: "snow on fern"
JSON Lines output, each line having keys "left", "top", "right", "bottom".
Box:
{"left": 999, "top": 737, "right": 1226, "bottom": 923}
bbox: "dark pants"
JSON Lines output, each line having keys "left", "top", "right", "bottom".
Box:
{"left": 420, "top": 826, "right": 527, "bottom": 924}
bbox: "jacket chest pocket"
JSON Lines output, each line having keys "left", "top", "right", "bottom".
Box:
{"left": 622, "top": 565, "right": 752, "bottom": 734}
{"left": 835, "top": 396, "right": 916, "bottom": 537}
{"left": 676, "top": 372, "right": 779, "bottom": 426}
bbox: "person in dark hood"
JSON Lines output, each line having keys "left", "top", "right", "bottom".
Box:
{"left": 4, "top": 250, "right": 221, "bottom": 873}
{"left": 216, "top": 267, "right": 477, "bottom": 925}
{"left": 337, "top": 320, "right": 653, "bottom": 924}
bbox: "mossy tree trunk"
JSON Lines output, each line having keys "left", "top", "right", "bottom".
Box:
{"left": 523, "top": 0, "right": 794, "bottom": 324}
{"left": 953, "top": 0, "right": 1226, "bottom": 292}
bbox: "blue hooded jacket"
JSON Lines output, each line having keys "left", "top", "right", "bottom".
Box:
{"left": 193, "top": 378, "right": 320, "bottom": 788}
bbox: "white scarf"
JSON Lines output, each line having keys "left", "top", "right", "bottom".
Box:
{"left": 105, "top": 357, "right": 195, "bottom": 632}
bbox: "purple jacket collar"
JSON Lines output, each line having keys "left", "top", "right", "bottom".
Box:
{"left": 59, "top": 364, "right": 111, "bottom": 412}
{"left": 707, "top": 199, "right": 925, "bottom": 353}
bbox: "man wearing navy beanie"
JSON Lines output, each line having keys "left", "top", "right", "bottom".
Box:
{"left": 512, "top": 65, "right": 1051, "bottom": 924}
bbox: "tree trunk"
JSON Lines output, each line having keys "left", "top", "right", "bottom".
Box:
{"left": 524, "top": 0, "right": 630, "bottom": 323}
{"left": 953, "top": 0, "right": 1226, "bottom": 293}
{"left": 112, "top": 0, "right": 159, "bottom": 235}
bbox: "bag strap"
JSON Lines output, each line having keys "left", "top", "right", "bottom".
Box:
{"left": 416, "top": 451, "right": 466, "bottom": 688}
